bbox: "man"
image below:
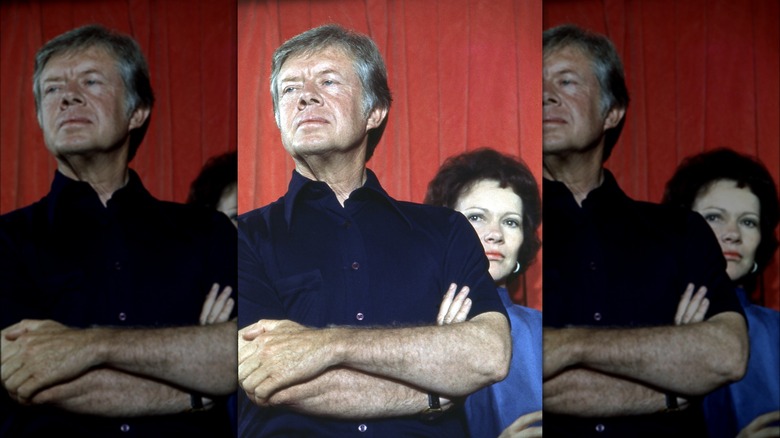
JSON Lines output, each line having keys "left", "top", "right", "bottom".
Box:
{"left": 0, "top": 25, "right": 237, "bottom": 436}
{"left": 541, "top": 24, "right": 749, "bottom": 436}
{"left": 237, "top": 24, "right": 510, "bottom": 436}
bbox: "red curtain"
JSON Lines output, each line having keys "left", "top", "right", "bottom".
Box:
{"left": 237, "top": 0, "right": 543, "bottom": 309}
{"left": 0, "top": 0, "right": 237, "bottom": 211}
{"left": 544, "top": 0, "right": 780, "bottom": 310}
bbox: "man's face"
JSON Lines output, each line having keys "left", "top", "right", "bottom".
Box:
{"left": 275, "top": 46, "right": 383, "bottom": 161}
{"left": 38, "top": 45, "right": 143, "bottom": 159}
{"left": 543, "top": 45, "right": 616, "bottom": 155}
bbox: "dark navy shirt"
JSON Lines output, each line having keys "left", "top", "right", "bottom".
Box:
{"left": 237, "top": 169, "right": 506, "bottom": 437}
{"left": 543, "top": 171, "right": 744, "bottom": 437}
{"left": 0, "top": 170, "right": 236, "bottom": 437}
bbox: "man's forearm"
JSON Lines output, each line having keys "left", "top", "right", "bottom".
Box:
{"left": 543, "top": 368, "right": 668, "bottom": 416}
{"left": 546, "top": 312, "right": 748, "bottom": 395}
{"left": 264, "top": 367, "right": 436, "bottom": 419}
{"left": 29, "top": 368, "right": 191, "bottom": 417}
{"left": 96, "top": 321, "right": 237, "bottom": 395}
{"left": 323, "top": 312, "right": 509, "bottom": 397}
{"left": 240, "top": 312, "right": 510, "bottom": 403}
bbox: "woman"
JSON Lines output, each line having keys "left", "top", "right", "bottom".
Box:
{"left": 663, "top": 148, "right": 780, "bottom": 438}
{"left": 188, "top": 150, "right": 238, "bottom": 227}
{"left": 426, "top": 148, "right": 543, "bottom": 438}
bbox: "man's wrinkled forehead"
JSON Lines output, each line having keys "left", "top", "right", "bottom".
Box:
{"left": 277, "top": 46, "right": 360, "bottom": 95}
{"left": 41, "top": 44, "right": 119, "bottom": 78}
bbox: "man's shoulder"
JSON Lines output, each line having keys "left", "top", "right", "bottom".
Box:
{"left": 393, "top": 199, "right": 461, "bottom": 223}
{"left": 150, "top": 199, "right": 235, "bottom": 238}
{"left": 237, "top": 198, "right": 281, "bottom": 233}
{"left": 0, "top": 198, "right": 48, "bottom": 239}
{"left": 628, "top": 198, "right": 706, "bottom": 234}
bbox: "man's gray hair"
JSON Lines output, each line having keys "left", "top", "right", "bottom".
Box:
{"left": 33, "top": 24, "right": 155, "bottom": 161}
{"left": 270, "top": 24, "right": 392, "bottom": 160}
{"left": 543, "top": 24, "right": 629, "bottom": 161}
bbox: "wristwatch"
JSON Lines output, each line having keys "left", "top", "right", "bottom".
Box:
{"left": 420, "top": 393, "right": 445, "bottom": 421}
{"left": 188, "top": 393, "right": 207, "bottom": 413}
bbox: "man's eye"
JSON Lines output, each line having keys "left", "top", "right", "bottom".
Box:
{"left": 44, "top": 86, "right": 59, "bottom": 94}
{"left": 323, "top": 80, "right": 334, "bottom": 86}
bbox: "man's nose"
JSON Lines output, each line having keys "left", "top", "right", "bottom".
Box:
{"left": 297, "top": 83, "right": 322, "bottom": 109}
{"left": 60, "top": 83, "right": 85, "bottom": 108}
{"left": 543, "top": 81, "right": 559, "bottom": 106}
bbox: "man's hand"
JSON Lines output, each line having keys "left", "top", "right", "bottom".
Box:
{"left": 2, "top": 320, "right": 102, "bottom": 403}
{"left": 200, "top": 283, "right": 234, "bottom": 325}
{"left": 499, "top": 410, "right": 543, "bottom": 438}
{"left": 238, "top": 320, "right": 336, "bottom": 405}
{"left": 674, "top": 283, "right": 709, "bottom": 325}
{"left": 542, "top": 328, "right": 577, "bottom": 379}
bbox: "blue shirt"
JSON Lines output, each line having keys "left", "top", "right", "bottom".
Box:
{"left": 703, "top": 288, "right": 780, "bottom": 437}
{"left": 543, "top": 172, "right": 744, "bottom": 437}
{"left": 0, "top": 170, "right": 237, "bottom": 437}
{"left": 465, "top": 287, "right": 542, "bottom": 438}
{"left": 237, "top": 169, "right": 506, "bottom": 437}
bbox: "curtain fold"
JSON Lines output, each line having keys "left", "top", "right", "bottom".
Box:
{"left": 0, "top": 0, "right": 237, "bottom": 210}
{"left": 237, "top": 0, "right": 543, "bottom": 309}
{"left": 544, "top": 0, "right": 780, "bottom": 310}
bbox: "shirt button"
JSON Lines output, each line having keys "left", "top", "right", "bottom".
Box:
{"left": 351, "top": 262, "right": 360, "bottom": 270}
{"left": 118, "top": 312, "right": 127, "bottom": 321}
{"left": 589, "top": 261, "right": 597, "bottom": 271}
{"left": 358, "top": 424, "right": 367, "bottom": 432}
{"left": 593, "top": 312, "right": 602, "bottom": 321}
{"left": 356, "top": 313, "right": 365, "bottom": 321}
{"left": 114, "top": 261, "right": 122, "bottom": 271}
{"left": 120, "top": 423, "right": 130, "bottom": 432}
{"left": 595, "top": 423, "right": 605, "bottom": 432}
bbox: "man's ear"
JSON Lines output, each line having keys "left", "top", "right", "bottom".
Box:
{"left": 603, "top": 106, "right": 626, "bottom": 130}
{"left": 129, "top": 106, "right": 151, "bottom": 130}
{"left": 366, "top": 106, "right": 388, "bottom": 130}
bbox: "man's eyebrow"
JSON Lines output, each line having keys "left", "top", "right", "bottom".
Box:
{"left": 41, "top": 68, "right": 105, "bottom": 83}
{"left": 553, "top": 68, "right": 581, "bottom": 76}
{"left": 280, "top": 67, "right": 344, "bottom": 83}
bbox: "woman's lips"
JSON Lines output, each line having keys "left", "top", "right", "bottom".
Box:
{"left": 485, "top": 251, "right": 504, "bottom": 261}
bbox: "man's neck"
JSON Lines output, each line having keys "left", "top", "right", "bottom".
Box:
{"left": 543, "top": 149, "right": 605, "bottom": 206}
{"left": 295, "top": 153, "right": 367, "bottom": 206}
{"left": 56, "top": 153, "right": 130, "bottom": 206}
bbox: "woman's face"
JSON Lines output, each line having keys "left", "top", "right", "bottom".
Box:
{"left": 455, "top": 179, "right": 524, "bottom": 287}
{"left": 217, "top": 183, "right": 238, "bottom": 228}
{"left": 692, "top": 179, "right": 761, "bottom": 282}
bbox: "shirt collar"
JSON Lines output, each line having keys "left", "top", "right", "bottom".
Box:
{"left": 283, "top": 168, "right": 414, "bottom": 230}
{"left": 47, "top": 169, "right": 153, "bottom": 226}
{"left": 544, "top": 169, "right": 629, "bottom": 208}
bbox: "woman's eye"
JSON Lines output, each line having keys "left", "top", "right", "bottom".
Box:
{"left": 703, "top": 213, "right": 721, "bottom": 223}
{"left": 504, "top": 219, "right": 520, "bottom": 228}
{"left": 467, "top": 214, "right": 483, "bottom": 222}
{"left": 741, "top": 218, "right": 759, "bottom": 228}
